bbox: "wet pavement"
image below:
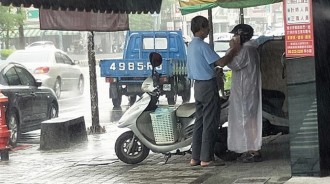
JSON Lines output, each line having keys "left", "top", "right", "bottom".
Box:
{"left": 0, "top": 119, "right": 296, "bottom": 184}
{"left": 1, "top": 87, "right": 329, "bottom": 183}
{"left": 1, "top": 121, "right": 330, "bottom": 184}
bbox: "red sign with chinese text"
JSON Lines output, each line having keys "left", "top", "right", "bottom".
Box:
{"left": 283, "top": 0, "right": 314, "bottom": 57}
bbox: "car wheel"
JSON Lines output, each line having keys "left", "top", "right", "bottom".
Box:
{"left": 77, "top": 75, "right": 84, "bottom": 95}
{"left": 6, "top": 110, "right": 20, "bottom": 148}
{"left": 48, "top": 102, "right": 59, "bottom": 119}
{"left": 112, "top": 95, "right": 122, "bottom": 108}
{"left": 54, "top": 78, "right": 61, "bottom": 99}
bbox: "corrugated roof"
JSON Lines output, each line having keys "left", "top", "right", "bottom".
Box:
{"left": 7, "top": 29, "right": 80, "bottom": 38}
{"left": 0, "top": 0, "right": 162, "bottom": 14}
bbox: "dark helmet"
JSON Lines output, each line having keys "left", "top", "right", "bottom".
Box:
{"left": 229, "top": 24, "right": 254, "bottom": 41}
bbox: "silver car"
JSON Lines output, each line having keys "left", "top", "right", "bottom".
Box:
{"left": 6, "top": 48, "right": 84, "bottom": 98}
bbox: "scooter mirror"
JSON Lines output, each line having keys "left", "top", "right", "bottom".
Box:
{"left": 149, "top": 52, "right": 162, "bottom": 68}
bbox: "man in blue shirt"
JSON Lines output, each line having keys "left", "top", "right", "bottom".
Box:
{"left": 187, "top": 15, "right": 240, "bottom": 167}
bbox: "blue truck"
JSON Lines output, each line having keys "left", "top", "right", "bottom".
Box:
{"left": 99, "top": 31, "right": 191, "bottom": 107}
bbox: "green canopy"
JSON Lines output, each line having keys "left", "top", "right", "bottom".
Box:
{"left": 179, "top": 0, "right": 283, "bottom": 15}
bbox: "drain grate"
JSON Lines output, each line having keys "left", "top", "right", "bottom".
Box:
{"left": 233, "top": 177, "right": 270, "bottom": 184}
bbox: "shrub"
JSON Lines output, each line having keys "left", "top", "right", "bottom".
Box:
{"left": 224, "top": 70, "right": 232, "bottom": 90}
{"left": 1, "top": 49, "right": 14, "bottom": 60}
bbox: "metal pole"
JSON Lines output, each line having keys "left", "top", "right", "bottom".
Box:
{"left": 208, "top": 8, "right": 214, "bottom": 50}
{"left": 239, "top": 8, "right": 244, "bottom": 24}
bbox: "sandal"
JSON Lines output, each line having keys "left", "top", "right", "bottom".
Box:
{"left": 237, "top": 152, "right": 262, "bottom": 163}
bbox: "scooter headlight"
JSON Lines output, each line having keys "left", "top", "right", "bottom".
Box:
{"left": 141, "top": 77, "right": 155, "bottom": 92}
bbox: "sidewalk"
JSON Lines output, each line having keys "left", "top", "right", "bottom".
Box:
{"left": 285, "top": 177, "right": 330, "bottom": 184}
{"left": 0, "top": 122, "right": 329, "bottom": 184}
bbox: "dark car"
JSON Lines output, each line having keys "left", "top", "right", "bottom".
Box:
{"left": 0, "top": 62, "right": 59, "bottom": 147}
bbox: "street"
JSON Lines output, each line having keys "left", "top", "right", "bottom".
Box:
{"left": 19, "top": 61, "right": 183, "bottom": 145}
{"left": 19, "top": 65, "right": 125, "bottom": 144}
{"left": 3, "top": 57, "right": 321, "bottom": 184}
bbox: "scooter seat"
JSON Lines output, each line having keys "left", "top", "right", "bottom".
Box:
{"left": 176, "top": 103, "right": 196, "bottom": 118}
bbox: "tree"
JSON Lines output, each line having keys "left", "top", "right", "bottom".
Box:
{"left": 159, "top": 0, "right": 176, "bottom": 30}
{"left": 129, "top": 0, "right": 177, "bottom": 31}
{"left": 0, "top": 5, "right": 25, "bottom": 49}
{"left": 129, "top": 14, "right": 154, "bottom": 31}
{"left": 16, "top": 7, "right": 26, "bottom": 50}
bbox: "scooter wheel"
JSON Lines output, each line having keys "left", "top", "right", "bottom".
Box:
{"left": 115, "top": 131, "right": 150, "bottom": 164}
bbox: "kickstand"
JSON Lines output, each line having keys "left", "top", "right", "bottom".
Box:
{"left": 164, "top": 153, "right": 171, "bottom": 164}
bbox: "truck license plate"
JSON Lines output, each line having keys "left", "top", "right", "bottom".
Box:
{"left": 163, "top": 84, "right": 171, "bottom": 91}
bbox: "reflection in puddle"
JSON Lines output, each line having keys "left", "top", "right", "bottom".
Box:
{"left": 110, "top": 106, "right": 127, "bottom": 123}
{"left": 19, "top": 130, "right": 41, "bottom": 144}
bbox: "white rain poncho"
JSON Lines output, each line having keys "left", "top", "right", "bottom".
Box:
{"left": 226, "top": 39, "right": 262, "bottom": 153}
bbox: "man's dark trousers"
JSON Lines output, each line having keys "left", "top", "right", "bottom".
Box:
{"left": 192, "top": 78, "right": 220, "bottom": 162}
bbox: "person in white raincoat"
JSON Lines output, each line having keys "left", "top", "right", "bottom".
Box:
{"left": 226, "top": 24, "right": 262, "bottom": 163}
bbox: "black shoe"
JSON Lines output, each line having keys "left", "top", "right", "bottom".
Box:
{"left": 237, "top": 152, "right": 263, "bottom": 163}
{"left": 222, "top": 150, "right": 242, "bottom": 161}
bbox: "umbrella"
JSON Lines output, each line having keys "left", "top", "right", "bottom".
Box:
{"left": 179, "top": 0, "right": 283, "bottom": 15}
{"left": 179, "top": 0, "right": 283, "bottom": 48}
{"left": 0, "top": 0, "right": 162, "bottom": 14}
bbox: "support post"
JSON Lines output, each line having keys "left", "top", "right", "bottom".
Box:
{"left": 239, "top": 8, "right": 244, "bottom": 24}
{"left": 87, "top": 31, "right": 105, "bottom": 134}
{"left": 208, "top": 8, "right": 214, "bottom": 50}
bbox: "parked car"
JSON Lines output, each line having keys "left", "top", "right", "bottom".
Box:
{"left": 25, "top": 41, "right": 56, "bottom": 49}
{"left": 0, "top": 62, "right": 59, "bottom": 147}
{"left": 6, "top": 48, "right": 84, "bottom": 98}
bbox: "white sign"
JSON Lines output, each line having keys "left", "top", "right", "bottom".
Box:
{"left": 286, "top": 0, "right": 311, "bottom": 25}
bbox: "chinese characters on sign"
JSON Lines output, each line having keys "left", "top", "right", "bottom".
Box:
{"left": 284, "top": 0, "right": 314, "bottom": 57}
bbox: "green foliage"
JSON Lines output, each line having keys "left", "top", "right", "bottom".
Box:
{"left": 0, "top": 6, "right": 26, "bottom": 28}
{"left": 129, "top": 14, "right": 154, "bottom": 31}
{"left": 0, "top": 49, "right": 14, "bottom": 60}
{"left": 0, "top": 6, "right": 26, "bottom": 49}
{"left": 224, "top": 70, "right": 232, "bottom": 90}
{"left": 128, "top": 0, "right": 176, "bottom": 31}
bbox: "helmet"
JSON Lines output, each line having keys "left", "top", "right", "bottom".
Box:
{"left": 229, "top": 24, "right": 254, "bottom": 42}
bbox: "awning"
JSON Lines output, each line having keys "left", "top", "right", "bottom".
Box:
{"left": 179, "top": 0, "right": 283, "bottom": 15}
{"left": 0, "top": 0, "right": 163, "bottom": 14}
{"left": 5, "top": 29, "right": 80, "bottom": 38}
{"left": 25, "top": 29, "right": 41, "bottom": 37}
{"left": 5, "top": 29, "right": 41, "bottom": 38}
{"left": 42, "top": 30, "right": 80, "bottom": 36}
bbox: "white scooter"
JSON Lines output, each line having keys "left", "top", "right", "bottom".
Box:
{"left": 114, "top": 52, "right": 229, "bottom": 164}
